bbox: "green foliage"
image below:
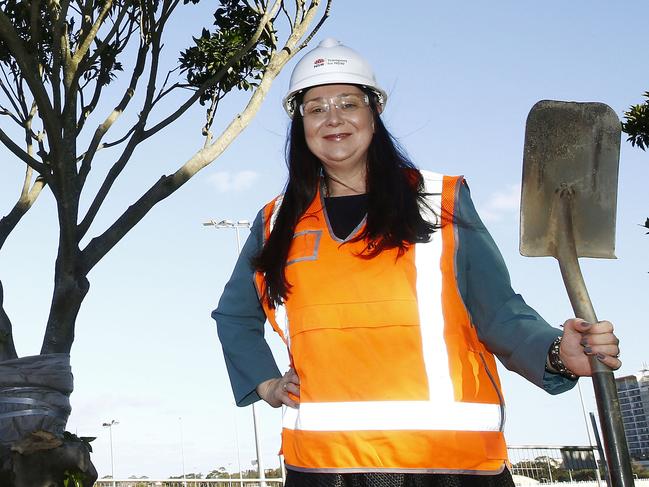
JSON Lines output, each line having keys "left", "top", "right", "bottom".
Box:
{"left": 205, "top": 466, "right": 282, "bottom": 479}
{"left": 622, "top": 91, "right": 649, "bottom": 237}
{"left": 63, "top": 470, "right": 84, "bottom": 487}
{"left": 622, "top": 91, "right": 649, "bottom": 151}
{"left": 179, "top": 0, "right": 276, "bottom": 105}
{"left": 510, "top": 457, "right": 602, "bottom": 483}
{"left": 80, "top": 41, "right": 124, "bottom": 88}
{"left": 170, "top": 472, "right": 203, "bottom": 479}
{"left": 632, "top": 460, "right": 649, "bottom": 478}
{"left": 0, "top": 0, "right": 55, "bottom": 75}
{"left": 0, "top": 0, "right": 127, "bottom": 89}
{"left": 206, "top": 467, "right": 230, "bottom": 479}
{"left": 0, "top": 0, "right": 277, "bottom": 107}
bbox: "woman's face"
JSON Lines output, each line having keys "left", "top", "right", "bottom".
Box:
{"left": 301, "top": 84, "right": 375, "bottom": 177}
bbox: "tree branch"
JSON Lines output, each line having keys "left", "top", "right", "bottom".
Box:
{"left": 67, "top": 0, "right": 83, "bottom": 16}
{"left": 139, "top": 3, "right": 164, "bottom": 119}
{"left": 0, "top": 166, "right": 46, "bottom": 251}
{"left": 202, "top": 90, "right": 221, "bottom": 147}
{"left": 71, "top": 0, "right": 114, "bottom": 71}
{"left": 160, "top": 0, "right": 182, "bottom": 25}
{"left": 29, "top": 0, "right": 42, "bottom": 51}
{"left": 141, "top": 0, "right": 281, "bottom": 142}
{"left": 151, "top": 64, "right": 181, "bottom": 103}
{"left": 279, "top": 2, "right": 293, "bottom": 28}
{"left": 77, "top": 0, "right": 133, "bottom": 78}
{"left": 0, "top": 106, "right": 24, "bottom": 125}
{"left": 295, "top": 0, "right": 330, "bottom": 50}
{"left": 76, "top": 7, "right": 135, "bottom": 133}
{"left": 77, "top": 39, "right": 150, "bottom": 189}
{"left": 77, "top": 123, "right": 146, "bottom": 239}
{"left": 82, "top": 0, "right": 329, "bottom": 271}
{"left": 13, "top": 65, "right": 30, "bottom": 119}
{"left": 0, "top": 104, "right": 49, "bottom": 229}
{"left": 80, "top": 0, "right": 95, "bottom": 31}
{"left": 77, "top": 1, "right": 182, "bottom": 234}
{"left": 0, "top": 281, "right": 18, "bottom": 361}
{"left": 0, "top": 11, "right": 60, "bottom": 146}
{"left": 76, "top": 123, "right": 137, "bottom": 164}
{"left": 0, "top": 127, "right": 49, "bottom": 175}
{"left": 295, "top": 0, "right": 305, "bottom": 23}
{"left": 50, "top": 0, "right": 72, "bottom": 117}
{"left": 0, "top": 66, "right": 25, "bottom": 121}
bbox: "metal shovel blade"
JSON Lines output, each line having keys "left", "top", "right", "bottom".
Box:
{"left": 520, "top": 100, "right": 620, "bottom": 259}
{"left": 520, "top": 100, "right": 633, "bottom": 487}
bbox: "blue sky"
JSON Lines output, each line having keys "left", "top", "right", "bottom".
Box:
{"left": 0, "top": 0, "right": 648, "bottom": 479}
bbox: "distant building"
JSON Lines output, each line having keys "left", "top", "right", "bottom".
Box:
{"left": 616, "top": 366, "right": 649, "bottom": 461}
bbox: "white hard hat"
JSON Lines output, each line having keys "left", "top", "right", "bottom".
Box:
{"left": 283, "top": 38, "right": 387, "bottom": 118}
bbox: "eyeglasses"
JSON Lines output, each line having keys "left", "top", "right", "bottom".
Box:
{"left": 299, "top": 93, "right": 370, "bottom": 119}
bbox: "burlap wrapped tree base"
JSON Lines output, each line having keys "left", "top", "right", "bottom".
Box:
{"left": 0, "top": 354, "right": 97, "bottom": 486}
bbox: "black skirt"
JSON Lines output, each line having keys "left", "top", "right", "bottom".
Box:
{"left": 284, "top": 469, "right": 516, "bottom": 487}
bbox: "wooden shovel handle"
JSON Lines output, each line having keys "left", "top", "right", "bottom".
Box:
{"left": 554, "top": 190, "right": 633, "bottom": 487}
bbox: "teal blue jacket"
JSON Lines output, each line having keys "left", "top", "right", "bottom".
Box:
{"left": 212, "top": 181, "right": 577, "bottom": 407}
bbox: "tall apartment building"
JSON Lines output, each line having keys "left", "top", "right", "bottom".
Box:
{"left": 616, "top": 367, "right": 649, "bottom": 461}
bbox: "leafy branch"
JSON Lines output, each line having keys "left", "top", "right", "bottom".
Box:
{"left": 622, "top": 91, "right": 649, "bottom": 151}
{"left": 622, "top": 90, "right": 649, "bottom": 239}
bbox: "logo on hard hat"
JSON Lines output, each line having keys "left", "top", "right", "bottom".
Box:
{"left": 314, "top": 58, "right": 325, "bottom": 68}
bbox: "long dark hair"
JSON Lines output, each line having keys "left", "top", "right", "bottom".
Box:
{"left": 253, "top": 89, "right": 439, "bottom": 307}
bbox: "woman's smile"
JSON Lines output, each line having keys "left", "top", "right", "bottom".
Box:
{"left": 323, "top": 132, "right": 351, "bottom": 141}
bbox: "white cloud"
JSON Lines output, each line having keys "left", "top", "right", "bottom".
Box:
{"left": 480, "top": 183, "right": 521, "bottom": 222}
{"left": 207, "top": 170, "right": 260, "bottom": 192}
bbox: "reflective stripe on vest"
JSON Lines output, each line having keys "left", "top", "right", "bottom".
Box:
{"left": 254, "top": 195, "right": 289, "bottom": 346}
{"left": 255, "top": 171, "right": 507, "bottom": 473}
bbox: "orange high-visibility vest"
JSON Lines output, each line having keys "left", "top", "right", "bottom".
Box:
{"left": 254, "top": 171, "right": 508, "bottom": 474}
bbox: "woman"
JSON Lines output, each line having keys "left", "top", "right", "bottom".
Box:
{"left": 213, "top": 38, "right": 621, "bottom": 487}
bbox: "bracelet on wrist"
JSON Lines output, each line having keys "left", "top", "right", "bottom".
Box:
{"left": 546, "top": 336, "right": 578, "bottom": 380}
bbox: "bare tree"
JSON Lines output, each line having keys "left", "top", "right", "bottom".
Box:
{"left": 0, "top": 0, "right": 331, "bottom": 484}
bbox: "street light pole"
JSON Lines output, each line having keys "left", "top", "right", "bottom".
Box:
{"left": 102, "top": 419, "right": 119, "bottom": 487}
{"left": 576, "top": 384, "right": 602, "bottom": 487}
{"left": 204, "top": 219, "right": 266, "bottom": 487}
{"left": 233, "top": 406, "right": 243, "bottom": 483}
{"left": 179, "top": 417, "right": 187, "bottom": 487}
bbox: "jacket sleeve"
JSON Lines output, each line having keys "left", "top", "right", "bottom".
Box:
{"left": 454, "top": 180, "right": 577, "bottom": 394}
{"left": 212, "top": 210, "right": 282, "bottom": 406}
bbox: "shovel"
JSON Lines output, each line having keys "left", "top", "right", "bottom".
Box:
{"left": 520, "top": 100, "right": 633, "bottom": 487}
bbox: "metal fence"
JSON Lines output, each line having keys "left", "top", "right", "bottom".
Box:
{"left": 94, "top": 480, "right": 284, "bottom": 487}
{"left": 93, "top": 480, "right": 649, "bottom": 487}
{"left": 508, "top": 445, "right": 602, "bottom": 483}
{"left": 93, "top": 446, "right": 646, "bottom": 487}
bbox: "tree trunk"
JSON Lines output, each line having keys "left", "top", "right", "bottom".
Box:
{"left": 41, "top": 260, "right": 89, "bottom": 355}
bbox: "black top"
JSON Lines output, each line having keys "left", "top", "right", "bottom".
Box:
{"left": 324, "top": 193, "right": 368, "bottom": 240}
